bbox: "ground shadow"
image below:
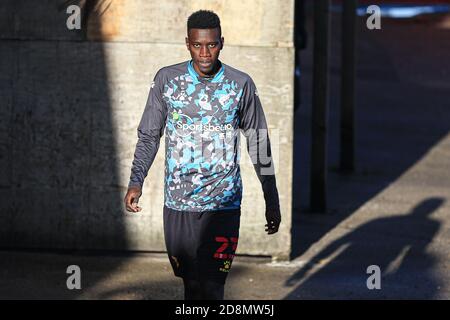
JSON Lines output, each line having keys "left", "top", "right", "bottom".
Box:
{"left": 285, "top": 198, "right": 444, "bottom": 299}
{"left": 291, "top": 7, "right": 450, "bottom": 259}
{"left": 0, "top": 0, "right": 130, "bottom": 299}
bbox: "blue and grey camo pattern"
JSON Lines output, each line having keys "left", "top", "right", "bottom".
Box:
{"left": 163, "top": 61, "right": 244, "bottom": 211}
{"left": 128, "top": 60, "right": 277, "bottom": 212}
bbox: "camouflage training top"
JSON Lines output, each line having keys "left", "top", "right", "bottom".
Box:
{"left": 128, "top": 60, "right": 279, "bottom": 212}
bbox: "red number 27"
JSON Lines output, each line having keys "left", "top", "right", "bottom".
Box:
{"left": 214, "top": 236, "right": 238, "bottom": 259}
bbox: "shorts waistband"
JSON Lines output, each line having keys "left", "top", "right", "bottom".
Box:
{"left": 163, "top": 205, "right": 241, "bottom": 215}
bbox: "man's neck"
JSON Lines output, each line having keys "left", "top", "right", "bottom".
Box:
{"left": 193, "top": 60, "right": 221, "bottom": 79}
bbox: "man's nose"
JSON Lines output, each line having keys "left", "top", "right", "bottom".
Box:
{"left": 200, "top": 46, "right": 211, "bottom": 57}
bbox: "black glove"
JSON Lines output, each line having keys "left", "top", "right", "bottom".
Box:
{"left": 265, "top": 206, "right": 281, "bottom": 235}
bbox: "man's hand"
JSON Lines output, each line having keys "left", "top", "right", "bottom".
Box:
{"left": 124, "top": 186, "right": 142, "bottom": 213}
{"left": 265, "top": 207, "right": 281, "bottom": 235}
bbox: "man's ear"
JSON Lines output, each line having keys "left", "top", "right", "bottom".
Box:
{"left": 185, "top": 37, "right": 190, "bottom": 50}
{"left": 220, "top": 37, "right": 224, "bottom": 50}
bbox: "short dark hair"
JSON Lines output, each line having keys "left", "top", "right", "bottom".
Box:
{"left": 187, "top": 10, "right": 221, "bottom": 34}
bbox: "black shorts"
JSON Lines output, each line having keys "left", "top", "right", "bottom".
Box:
{"left": 163, "top": 205, "right": 241, "bottom": 284}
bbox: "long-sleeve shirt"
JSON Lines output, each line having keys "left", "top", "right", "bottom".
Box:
{"left": 128, "top": 60, "right": 280, "bottom": 212}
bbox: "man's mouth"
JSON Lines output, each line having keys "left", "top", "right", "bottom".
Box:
{"left": 199, "top": 61, "right": 212, "bottom": 67}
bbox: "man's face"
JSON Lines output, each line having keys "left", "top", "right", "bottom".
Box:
{"left": 186, "top": 28, "right": 224, "bottom": 77}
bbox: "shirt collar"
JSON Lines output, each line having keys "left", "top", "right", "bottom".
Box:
{"left": 188, "top": 60, "right": 224, "bottom": 84}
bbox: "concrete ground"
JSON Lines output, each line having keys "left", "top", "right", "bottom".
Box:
{"left": 1, "top": 12, "right": 449, "bottom": 300}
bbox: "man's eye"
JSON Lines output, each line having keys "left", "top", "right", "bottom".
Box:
{"left": 193, "top": 44, "right": 200, "bottom": 48}
{"left": 209, "top": 44, "right": 216, "bottom": 48}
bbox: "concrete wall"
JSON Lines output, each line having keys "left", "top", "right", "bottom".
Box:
{"left": 0, "top": 0, "right": 294, "bottom": 260}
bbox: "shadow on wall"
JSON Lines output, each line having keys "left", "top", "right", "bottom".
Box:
{"left": 0, "top": 0, "right": 130, "bottom": 299}
{"left": 285, "top": 198, "right": 443, "bottom": 299}
{"left": 291, "top": 7, "right": 450, "bottom": 259}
